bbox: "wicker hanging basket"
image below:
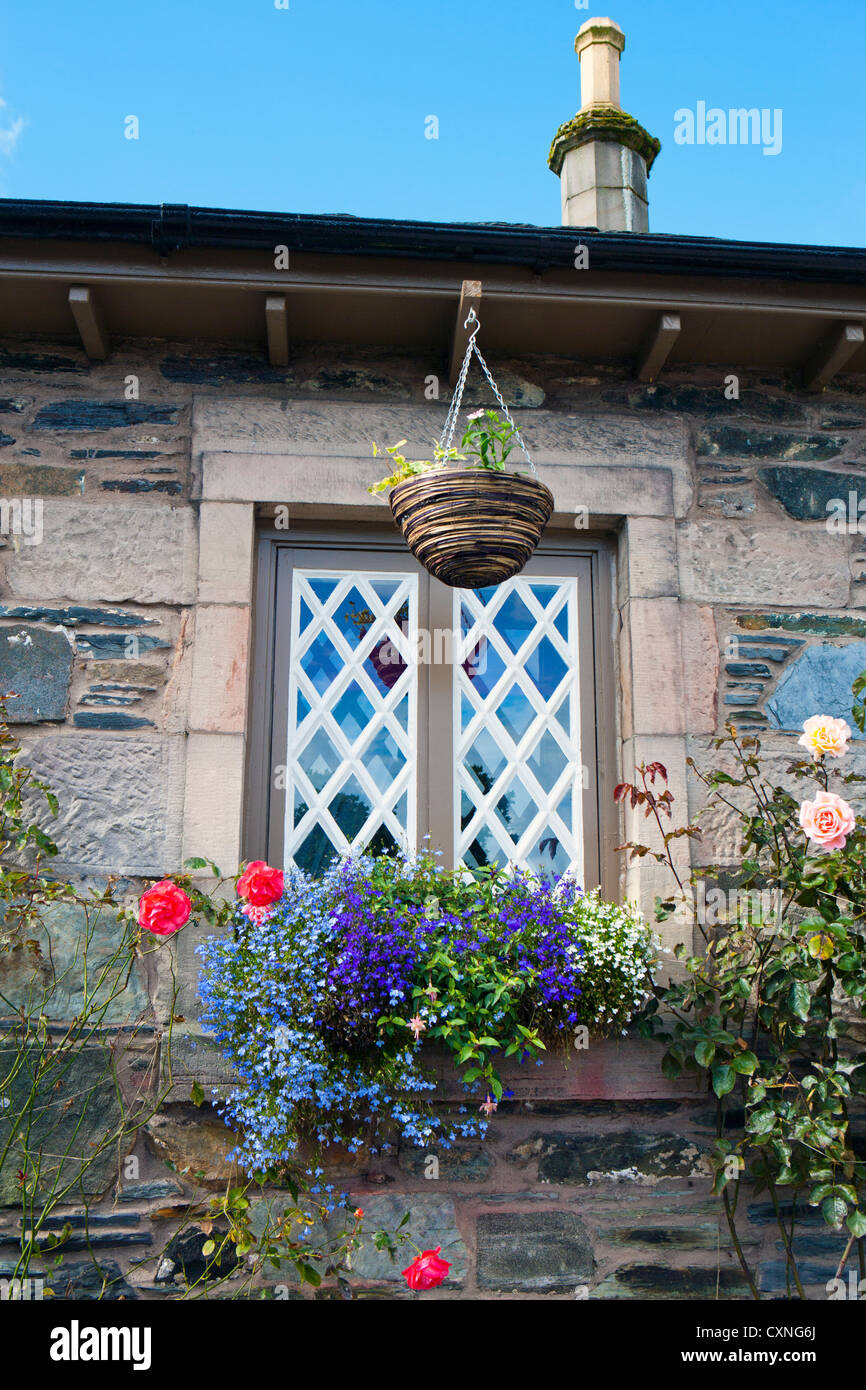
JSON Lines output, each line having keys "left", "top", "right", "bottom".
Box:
{"left": 385, "top": 308, "right": 554, "bottom": 589}
{"left": 389, "top": 468, "right": 554, "bottom": 589}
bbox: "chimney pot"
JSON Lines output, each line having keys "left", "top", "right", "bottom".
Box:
{"left": 574, "top": 18, "right": 625, "bottom": 109}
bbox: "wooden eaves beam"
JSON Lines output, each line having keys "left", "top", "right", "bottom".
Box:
{"left": 802, "top": 320, "right": 864, "bottom": 392}
{"left": 68, "top": 285, "right": 110, "bottom": 360}
{"left": 449, "top": 279, "right": 482, "bottom": 387}
{"left": 635, "top": 311, "right": 681, "bottom": 383}
{"left": 265, "top": 295, "right": 289, "bottom": 367}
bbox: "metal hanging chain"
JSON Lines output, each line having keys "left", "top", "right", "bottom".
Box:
{"left": 438, "top": 309, "right": 537, "bottom": 477}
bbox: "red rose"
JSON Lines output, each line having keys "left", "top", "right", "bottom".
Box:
{"left": 138, "top": 880, "right": 191, "bottom": 937}
{"left": 401, "top": 1246, "right": 451, "bottom": 1291}
{"left": 236, "top": 860, "right": 284, "bottom": 907}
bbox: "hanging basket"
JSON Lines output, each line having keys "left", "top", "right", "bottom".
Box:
{"left": 389, "top": 468, "right": 554, "bottom": 589}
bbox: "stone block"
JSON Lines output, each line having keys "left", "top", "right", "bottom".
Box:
{"left": 681, "top": 604, "right": 718, "bottom": 734}
{"left": 765, "top": 641, "right": 866, "bottom": 734}
{"left": 697, "top": 425, "right": 847, "bottom": 461}
{"left": 329, "top": 1193, "right": 467, "bottom": 1284}
{"left": 30, "top": 400, "right": 180, "bottom": 430}
{"left": 677, "top": 522, "right": 848, "bottom": 606}
{"left": 197, "top": 502, "right": 255, "bottom": 605}
{"left": 1, "top": 900, "right": 149, "bottom": 1025}
{"left": 758, "top": 465, "right": 866, "bottom": 520}
{"left": 0, "top": 1046, "right": 133, "bottom": 1205}
{"left": 181, "top": 732, "right": 245, "bottom": 874}
{"left": 145, "top": 1104, "right": 241, "bottom": 1187}
{"left": 396, "top": 1146, "right": 492, "bottom": 1183}
{"left": 622, "top": 598, "right": 685, "bottom": 736}
{"left": 592, "top": 1262, "right": 750, "bottom": 1299}
{"left": 188, "top": 605, "right": 251, "bottom": 734}
{"left": 24, "top": 734, "right": 185, "bottom": 875}
{"left": 621, "top": 516, "right": 678, "bottom": 598}
{"left": 0, "top": 462, "right": 85, "bottom": 495}
{"left": 0, "top": 623, "right": 73, "bottom": 721}
{"left": 476, "top": 1210, "right": 594, "bottom": 1291}
{"left": 508, "top": 1131, "right": 709, "bottom": 1184}
{"left": 5, "top": 502, "right": 198, "bottom": 605}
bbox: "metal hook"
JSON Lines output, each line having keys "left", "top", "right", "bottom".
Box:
{"left": 464, "top": 307, "right": 480, "bottom": 336}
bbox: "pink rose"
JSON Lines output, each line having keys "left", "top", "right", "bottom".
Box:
{"left": 236, "top": 860, "right": 284, "bottom": 907}
{"left": 798, "top": 715, "right": 852, "bottom": 760}
{"left": 798, "top": 791, "right": 856, "bottom": 851}
{"left": 401, "top": 1246, "right": 451, "bottom": 1291}
{"left": 138, "top": 880, "right": 191, "bottom": 936}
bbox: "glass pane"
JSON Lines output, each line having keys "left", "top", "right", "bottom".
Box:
{"left": 493, "top": 590, "right": 534, "bottom": 654}
{"left": 524, "top": 636, "right": 568, "bottom": 699}
{"left": 526, "top": 730, "right": 568, "bottom": 793}
{"left": 296, "top": 690, "right": 311, "bottom": 726}
{"left": 465, "top": 728, "right": 507, "bottom": 794}
{"left": 495, "top": 682, "right": 536, "bottom": 744}
{"left": 300, "top": 631, "right": 342, "bottom": 695}
{"left": 299, "top": 596, "right": 314, "bottom": 634}
{"left": 333, "top": 681, "right": 374, "bottom": 744}
{"left": 554, "top": 605, "right": 569, "bottom": 642}
{"left": 308, "top": 577, "right": 337, "bottom": 605}
{"left": 334, "top": 586, "right": 375, "bottom": 649}
{"left": 530, "top": 583, "right": 558, "bottom": 608}
{"left": 329, "top": 775, "right": 371, "bottom": 841}
{"left": 465, "top": 640, "right": 505, "bottom": 699}
{"left": 298, "top": 727, "right": 340, "bottom": 793}
{"left": 494, "top": 776, "right": 539, "bottom": 842}
{"left": 465, "top": 826, "right": 507, "bottom": 870}
{"left": 371, "top": 578, "right": 400, "bottom": 603}
{"left": 295, "top": 823, "right": 339, "bottom": 877}
{"left": 556, "top": 791, "right": 573, "bottom": 832}
{"left": 366, "top": 823, "right": 399, "bottom": 858}
{"left": 530, "top": 827, "right": 570, "bottom": 879}
{"left": 364, "top": 727, "right": 406, "bottom": 794}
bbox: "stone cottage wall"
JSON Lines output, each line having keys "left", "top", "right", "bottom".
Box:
{"left": 0, "top": 334, "right": 865, "bottom": 1297}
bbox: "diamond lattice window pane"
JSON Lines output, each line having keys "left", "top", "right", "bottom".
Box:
{"left": 333, "top": 681, "right": 375, "bottom": 744}
{"left": 526, "top": 730, "right": 568, "bottom": 794}
{"left": 300, "top": 631, "right": 343, "bottom": 695}
{"left": 285, "top": 570, "right": 418, "bottom": 870}
{"left": 329, "top": 775, "right": 372, "bottom": 841}
{"left": 299, "top": 727, "right": 340, "bottom": 793}
{"left": 454, "top": 577, "right": 582, "bottom": 881}
{"left": 493, "top": 590, "right": 535, "bottom": 654}
{"left": 524, "top": 636, "right": 568, "bottom": 699}
{"left": 495, "top": 683, "right": 536, "bottom": 745}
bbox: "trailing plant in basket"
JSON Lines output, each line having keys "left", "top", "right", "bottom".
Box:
{"left": 198, "top": 849, "right": 655, "bottom": 1179}
{"left": 620, "top": 692, "right": 866, "bottom": 1299}
{"left": 367, "top": 409, "right": 522, "bottom": 494}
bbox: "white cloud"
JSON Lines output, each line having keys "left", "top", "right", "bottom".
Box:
{"left": 0, "top": 115, "right": 24, "bottom": 157}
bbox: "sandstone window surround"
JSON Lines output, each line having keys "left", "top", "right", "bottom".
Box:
{"left": 184, "top": 398, "right": 706, "bottom": 949}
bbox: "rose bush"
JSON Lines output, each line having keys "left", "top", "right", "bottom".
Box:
{"left": 622, "top": 694, "right": 866, "bottom": 1300}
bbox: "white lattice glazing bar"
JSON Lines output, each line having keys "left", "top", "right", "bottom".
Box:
{"left": 285, "top": 570, "right": 418, "bottom": 874}
{"left": 453, "top": 577, "right": 582, "bottom": 881}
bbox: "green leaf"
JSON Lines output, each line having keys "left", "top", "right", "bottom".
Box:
{"left": 190, "top": 1081, "right": 204, "bottom": 1107}
{"left": 694, "top": 1039, "right": 715, "bottom": 1068}
{"left": 822, "top": 1196, "right": 848, "bottom": 1228}
{"left": 847, "top": 1210, "right": 866, "bottom": 1239}
{"left": 201, "top": 1239, "right": 216, "bottom": 1257}
{"left": 731, "top": 1051, "right": 758, "bottom": 1075}
{"left": 711, "top": 1064, "right": 736, "bottom": 1098}
{"left": 788, "top": 980, "right": 811, "bottom": 1021}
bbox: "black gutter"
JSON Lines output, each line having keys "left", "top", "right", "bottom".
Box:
{"left": 0, "top": 198, "right": 865, "bottom": 285}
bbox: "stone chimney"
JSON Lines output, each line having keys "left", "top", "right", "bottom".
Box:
{"left": 548, "top": 17, "right": 660, "bottom": 232}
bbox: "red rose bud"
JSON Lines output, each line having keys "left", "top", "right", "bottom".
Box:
{"left": 401, "top": 1246, "right": 451, "bottom": 1291}
{"left": 138, "top": 880, "right": 191, "bottom": 937}
{"left": 237, "top": 860, "right": 285, "bottom": 907}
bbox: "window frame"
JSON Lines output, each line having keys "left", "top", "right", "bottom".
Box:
{"left": 244, "top": 521, "right": 619, "bottom": 894}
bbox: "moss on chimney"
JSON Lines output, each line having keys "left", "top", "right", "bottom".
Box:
{"left": 548, "top": 106, "right": 661, "bottom": 177}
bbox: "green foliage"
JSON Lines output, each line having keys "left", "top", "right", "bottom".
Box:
{"left": 367, "top": 409, "right": 524, "bottom": 494}
{"left": 623, "top": 696, "right": 866, "bottom": 1299}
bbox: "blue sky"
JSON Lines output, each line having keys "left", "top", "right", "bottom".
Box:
{"left": 0, "top": 0, "right": 863, "bottom": 247}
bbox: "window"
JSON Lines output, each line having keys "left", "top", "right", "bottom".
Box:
{"left": 246, "top": 525, "right": 615, "bottom": 890}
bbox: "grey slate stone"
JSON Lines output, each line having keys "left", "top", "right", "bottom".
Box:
{"left": 758, "top": 465, "right": 866, "bottom": 520}
{"left": 74, "top": 633, "right": 170, "bottom": 658}
{"left": 0, "top": 623, "right": 73, "bottom": 721}
{"left": 397, "top": 1145, "right": 492, "bottom": 1182}
{"left": 697, "top": 426, "right": 846, "bottom": 461}
{"left": 328, "top": 1193, "right": 467, "bottom": 1284}
{"left": 0, "top": 604, "right": 156, "bottom": 628}
{"left": 31, "top": 400, "right": 180, "bottom": 430}
{"left": 510, "top": 1131, "right": 708, "bottom": 1183}
{"left": 765, "top": 642, "right": 866, "bottom": 736}
{"left": 593, "top": 1263, "right": 750, "bottom": 1299}
{"left": 476, "top": 1210, "right": 594, "bottom": 1291}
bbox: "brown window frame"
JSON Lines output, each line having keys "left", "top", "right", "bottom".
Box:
{"left": 244, "top": 521, "right": 619, "bottom": 895}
